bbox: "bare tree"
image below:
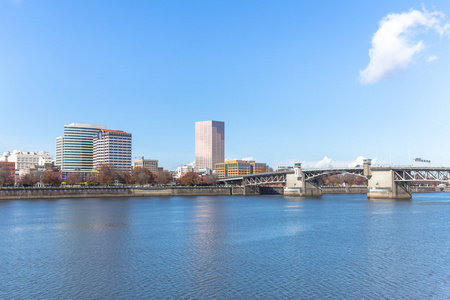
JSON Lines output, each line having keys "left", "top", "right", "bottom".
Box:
{"left": 97, "top": 164, "right": 115, "bottom": 185}
{"left": 0, "top": 168, "right": 14, "bottom": 187}
{"left": 42, "top": 171, "right": 62, "bottom": 186}
{"left": 86, "top": 173, "right": 99, "bottom": 186}
{"left": 131, "top": 167, "right": 154, "bottom": 185}
{"left": 66, "top": 173, "right": 83, "bottom": 186}
{"left": 179, "top": 172, "right": 199, "bottom": 186}
{"left": 18, "top": 174, "right": 39, "bottom": 187}
{"left": 155, "top": 170, "right": 173, "bottom": 184}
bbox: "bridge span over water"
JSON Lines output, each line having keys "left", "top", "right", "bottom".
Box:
{"left": 218, "top": 160, "right": 450, "bottom": 199}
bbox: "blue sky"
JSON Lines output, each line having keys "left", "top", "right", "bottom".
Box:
{"left": 1, "top": 0, "right": 450, "bottom": 169}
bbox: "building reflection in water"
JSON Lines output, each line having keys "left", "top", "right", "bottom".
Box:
{"left": 184, "top": 197, "right": 229, "bottom": 297}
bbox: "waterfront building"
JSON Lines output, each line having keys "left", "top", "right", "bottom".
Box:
{"left": 170, "top": 170, "right": 178, "bottom": 179}
{"left": 215, "top": 160, "right": 267, "bottom": 178}
{"left": 0, "top": 150, "right": 52, "bottom": 171}
{"left": 93, "top": 129, "right": 132, "bottom": 172}
{"left": 56, "top": 123, "right": 106, "bottom": 178}
{"left": 177, "top": 165, "right": 194, "bottom": 178}
{"left": 195, "top": 120, "right": 224, "bottom": 171}
{"left": 133, "top": 157, "right": 158, "bottom": 174}
{"left": 197, "top": 168, "right": 213, "bottom": 176}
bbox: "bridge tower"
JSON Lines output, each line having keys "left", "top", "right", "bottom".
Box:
{"left": 285, "top": 163, "right": 322, "bottom": 197}
{"left": 363, "top": 159, "right": 372, "bottom": 178}
{"left": 365, "top": 159, "right": 412, "bottom": 199}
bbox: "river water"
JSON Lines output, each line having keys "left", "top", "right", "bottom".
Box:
{"left": 0, "top": 194, "right": 449, "bottom": 299}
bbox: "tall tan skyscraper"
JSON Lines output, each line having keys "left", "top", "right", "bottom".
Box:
{"left": 195, "top": 120, "right": 224, "bottom": 170}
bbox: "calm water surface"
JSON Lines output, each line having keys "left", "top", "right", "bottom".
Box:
{"left": 0, "top": 194, "right": 449, "bottom": 299}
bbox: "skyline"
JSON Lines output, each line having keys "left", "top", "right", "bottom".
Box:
{"left": 2, "top": 1, "right": 450, "bottom": 169}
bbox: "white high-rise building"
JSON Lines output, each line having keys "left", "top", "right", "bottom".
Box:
{"left": 93, "top": 129, "right": 132, "bottom": 172}
{"left": 56, "top": 123, "right": 106, "bottom": 175}
{"left": 195, "top": 120, "right": 224, "bottom": 170}
{"left": 0, "top": 150, "right": 52, "bottom": 171}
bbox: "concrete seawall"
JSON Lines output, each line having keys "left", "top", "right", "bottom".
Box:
{"left": 1, "top": 185, "right": 446, "bottom": 200}
{"left": 134, "top": 187, "right": 232, "bottom": 197}
{"left": 321, "top": 186, "right": 449, "bottom": 194}
{"left": 0, "top": 186, "right": 233, "bottom": 200}
{"left": 0, "top": 187, "right": 133, "bottom": 200}
{"left": 0, "top": 186, "right": 289, "bottom": 200}
{"left": 322, "top": 186, "right": 368, "bottom": 194}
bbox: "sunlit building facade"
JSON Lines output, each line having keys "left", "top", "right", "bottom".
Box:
{"left": 133, "top": 158, "right": 158, "bottom": 174}
{"left": 195, "top": 120, "right": 224, "bottom": 171}
{"left": 1, "top": 150, "right": 52, "bottom": 171}
{"left": 93, "top": 129, "right": 132, "bottom": 172}
{"left": 176, "top": 165, "right": 194, "bottom": 178}
{"left": 215, "top": 160, "right": 267, "bottom": 178}
{"left": 56, "top": 123, "right": 106, "bottom": 178}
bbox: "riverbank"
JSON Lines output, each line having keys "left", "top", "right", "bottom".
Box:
{"left": 0, "top": 186, "right": 233, "bottom": 200}
{"left": 0, "top": 185, "right": 447, "bottom": 200}
{"left": 321, "top": 186, "right": 450, "bottom": 194}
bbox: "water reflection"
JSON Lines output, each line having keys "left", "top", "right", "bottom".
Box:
{"left": 0, "top": 194, "right": 449, "bottom": 298}
{"left": 185, "top": 197, "right": 229, "bottom": 298}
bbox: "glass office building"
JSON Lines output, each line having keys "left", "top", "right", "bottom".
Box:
{"left": 56, "top": 123, "right": 106, "bottom": 177}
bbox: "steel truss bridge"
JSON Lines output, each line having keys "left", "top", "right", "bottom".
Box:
{"left": 218, "top": 166, "right": 450, "bottom": 186}
{"left": 218, "top": 168, "right": 364, "bottom": 186}
{"left": 218, "top": 171, "right": 292, "bottom": 186}
{"left": 373, "top": 167, "right": 450, "bottom": 182}
{"left": 302, "top": 167, "right": 364, "bottom": 181}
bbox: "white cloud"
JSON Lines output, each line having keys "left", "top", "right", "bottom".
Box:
{"left": 347, "top": 156, "right": 367, "bottom": 168}
{"left": 312, "top": 156, "right": 333, "bottom": 169}
{"left": 427, "top": 55, "right": 438, "bottom": 62}
{"left": 241, "top": 156, "right": 256, "bottom": 161}
{"left": 225, "top": 157, "right": 256, "bottom": 161}
{"left": 360, "top": 8, "right": 450, "bottom": 84}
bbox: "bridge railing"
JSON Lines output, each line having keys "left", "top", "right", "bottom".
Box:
{"left": 371, "top": 164, "right": 413, "bottom": 168}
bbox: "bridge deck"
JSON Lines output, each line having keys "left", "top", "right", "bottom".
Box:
{"left": 218, "top": 168, "right": 363, "bottom": 182}
{"left": 217, "top": 166, "right": 450, "bottom": 184}
{"left": 372, "top": 167, "right": 450, "bottom": 171}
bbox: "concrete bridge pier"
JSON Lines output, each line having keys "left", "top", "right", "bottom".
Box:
{"left": 285, "top": 163, "right": 322, "bottom": 197}
{"left": 364, "top": 159, "right": 412, "bottom": 199}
